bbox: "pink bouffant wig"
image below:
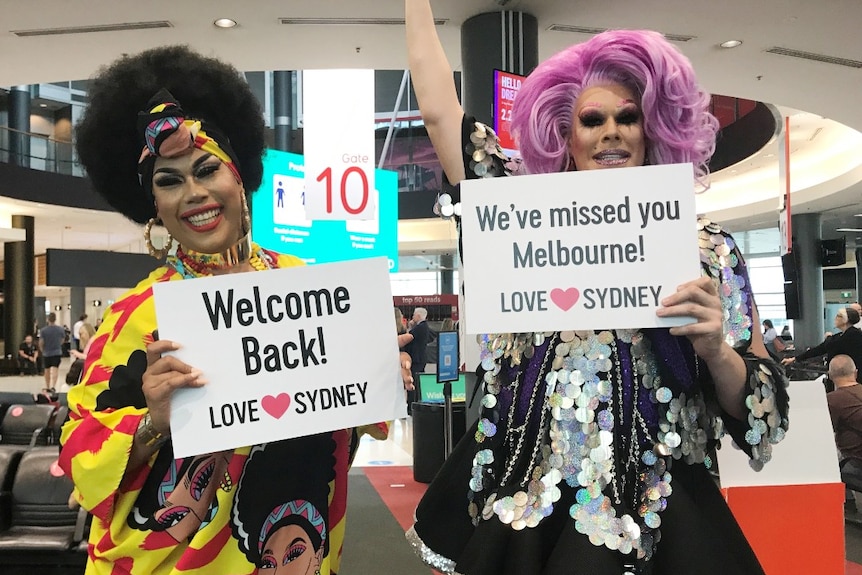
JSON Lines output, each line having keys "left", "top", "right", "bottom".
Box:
{"left": 511, "top": 29, "right": 719, "bottom": 186}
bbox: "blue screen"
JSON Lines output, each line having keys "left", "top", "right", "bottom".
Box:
{"left": 252, "top": 148, "right": 399, "bottom": 271}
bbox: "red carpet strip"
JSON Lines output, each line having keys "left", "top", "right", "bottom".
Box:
{"left": 848, "top": 560, "right": 862, "bottom": 574}
{"left": 362, "top": 466, "right": 442, "bottom": 575}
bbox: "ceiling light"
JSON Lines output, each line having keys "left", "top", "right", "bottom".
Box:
{"left": 836, "top": 228, "right": 862, "bottom": 232}
{"left": 214, "top": 18, "right": 237, "bottom": 28}
{"left": 39, "top": 103, "right": 47, "bottom": 108}
{"left": 720, "top": 40, "right": 743, "bottom": 49}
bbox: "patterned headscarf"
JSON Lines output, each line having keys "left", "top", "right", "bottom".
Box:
{"left": 259, "top": 499, "right": 327, "bottom": 554}
{"left": 137, "top": 88, "right": 242, "bottom": 197}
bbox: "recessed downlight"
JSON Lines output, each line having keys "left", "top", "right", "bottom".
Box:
{"left": 720, "top": 40, "right": 743, "bottom": 49}
{"left": 214, "top": 18, "right": 237, "bottom": 28}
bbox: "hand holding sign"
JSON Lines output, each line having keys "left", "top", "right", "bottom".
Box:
{"left": 656, "top": 275, "right": 726, "bottom": 362}
{"left": 142, "top": 339, "right": 206, "bottom": 436}
{"left": 460, "top": 164, "right": 701, "bottom": 334}
{"left": 154, "top": 257, "right": 406, "bottom": 458}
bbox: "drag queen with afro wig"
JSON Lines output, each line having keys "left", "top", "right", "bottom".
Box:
{"left": 60, "top": 46, "right": 411, "bottom": 575}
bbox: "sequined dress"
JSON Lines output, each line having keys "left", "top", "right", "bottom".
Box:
{"left": 406, "top": 117, "right": 790, "bottom": 575}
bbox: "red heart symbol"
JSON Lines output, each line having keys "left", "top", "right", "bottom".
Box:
{"left": 261, "top": 393, "right": 292, "bottom": 419}
{"left": 550, "top": 288, "right": 580, "bottom": 311}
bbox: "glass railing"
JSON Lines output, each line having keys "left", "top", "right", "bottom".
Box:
{"left": 0, "top": 125, "right": 83, "bottom": 177}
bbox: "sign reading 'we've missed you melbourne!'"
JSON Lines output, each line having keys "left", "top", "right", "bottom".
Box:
{"left": 153, "top": 257, "right": 404, "bottom": 458}
{"left": 460, "top": 164, "right": 701, "bottom": 334}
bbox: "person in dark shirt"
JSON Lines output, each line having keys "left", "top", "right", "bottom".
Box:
{"left": 783, "top": 307, "right": 862, "bottom": 383}
{"left": 826, "top": 355, "right": 862, "bottom": 511}
{"left": 405, "top": 307, "right": 433, "bottom": 413}
{"left": 18, "top": 334, "right": 39, "bottom": 375}
{"left": 39, "top": 312, "right": 66, "bottom": 390}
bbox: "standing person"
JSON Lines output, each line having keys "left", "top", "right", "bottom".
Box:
{"left": 826, "top": 354, "right": 862, "bottom": 511}
{"left": 395, "top": 307, "right": 408, "bottom": 335}
{"left": 18, "top": 334, "right": 39, "bottom": 375}
{"left": 59, "top": 45, "right": 412, "bottom": 575}
{"left": 39, "top": 312, "right": 65, "bottom": 390}
{"left": 762, "top": 319, "right": 779, "bottom": 359}
{"left": 404, "top": 3, "right": 789, "bottom": 574}
{"left": 783, "top": 307, "right": 862, "bottom": 383}
{"left": 72, "top": 314, "right": 88, "bottom": 351}
{"left": 852, "top": 302, "right": 862, "bottom": 329}
{"left": 406, "top": 307, "right": 432, "bottom": 412}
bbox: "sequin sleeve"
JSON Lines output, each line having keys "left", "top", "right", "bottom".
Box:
{"left": 697, "top": 218, "right": 790, "bottom": 470}
{"left": 434, "top": 115, "right": 520, "bottom": 218}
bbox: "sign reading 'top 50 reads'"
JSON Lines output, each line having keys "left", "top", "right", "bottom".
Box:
{"left": 153, "top": 257, "right": 404, "bottom": 458}
{"left": 460, "top": 164, "right": 701, "bottom": 334}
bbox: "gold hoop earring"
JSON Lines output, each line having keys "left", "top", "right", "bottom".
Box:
{"left": 144, "top": 218, "right": 174, "bottom": 259}
{"left": 241, "top": 189, "right": 251, "bottom": 235}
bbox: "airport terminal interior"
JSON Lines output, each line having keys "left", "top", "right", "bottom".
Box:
{"left": 2, "top": 1, "right": 862, "bottom": 573}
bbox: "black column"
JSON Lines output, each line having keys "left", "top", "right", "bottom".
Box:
{"left": 440, "top": 253, "right": 455, "bottom": 295}
{"left": 4, "top": 215, "right": 35, "bottom": 356}
{"left": 273, "top": 71, "right": 295, "bottom": 152}
{"left": 791, "top": 213, "right": 824, "bottom": 350}
{"left": 460, "top": 11, "right": 538, "bottom": 126}
{"left": 8, "top": 86, "right": 31, "bottom": 168}
{"left": 856, "top": 248, "right": 862, "bottom": 302}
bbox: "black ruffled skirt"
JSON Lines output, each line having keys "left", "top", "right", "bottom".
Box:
{"left": 409, "top": 420, "right": 765, "bottom": 575}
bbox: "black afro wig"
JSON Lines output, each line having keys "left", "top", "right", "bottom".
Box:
{"left": 75, "top": 45, "right": 265, "bottom": 224}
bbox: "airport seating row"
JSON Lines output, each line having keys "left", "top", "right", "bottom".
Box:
{"left": 0, "top": 446, "right": 88, "bottom": 574}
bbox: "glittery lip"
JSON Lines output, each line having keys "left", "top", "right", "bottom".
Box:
{"left": 592, "top": 148, "right": 631, "bottom": 166}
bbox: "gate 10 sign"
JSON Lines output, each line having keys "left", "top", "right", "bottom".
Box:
{"left": 303, "top": 69, "right": 376, "bottom": 221}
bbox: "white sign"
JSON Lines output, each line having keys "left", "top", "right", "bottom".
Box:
{"left": 460, "top": 164, "right": 700, "bottom": 334}
{"left": 153, "top": 257, "right": 404, "bottom": 458}
{"left": 718, "top": 378, "right": 838, "bottom": 487}
{"left": 303, "top": 69, "right": 376, "bottom": 221}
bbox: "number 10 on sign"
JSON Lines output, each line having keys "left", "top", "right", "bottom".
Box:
{"left": 303, "top": 69, "right": 376, "bottom": 220}
{"left": 316, "top": 165, "right": 371, "bottom": 216}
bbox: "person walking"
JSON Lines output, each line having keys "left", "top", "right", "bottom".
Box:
{"left": 39, "top": 312, "right": 66, "bottom": 390}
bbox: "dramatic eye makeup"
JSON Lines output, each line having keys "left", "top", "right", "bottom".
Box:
{"left": 152, "top": 153, "right": 219, "bottom": 188}
{"left": 283, "top": 538, "right": 307, "bottom": 564}
{"left": 577, "top": 100, "right": 641, "bottom": 129}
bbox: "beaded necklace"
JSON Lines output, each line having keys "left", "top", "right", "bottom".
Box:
{"left": 171, "top": 243, "right": 272, "bottom": 278}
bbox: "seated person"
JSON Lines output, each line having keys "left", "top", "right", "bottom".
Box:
{"left": 825, "top": 354, "right": 862, "bottom": 511}
{"left": 18, "top": 334, "right": 39, "bottom": 375}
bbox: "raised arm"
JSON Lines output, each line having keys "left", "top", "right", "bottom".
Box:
{"left": 405, "top": 0, "right": 466, "bottom": 184}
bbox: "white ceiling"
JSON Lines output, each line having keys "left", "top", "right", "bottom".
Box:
{"left": 1, "top": 0, "right": 862, "bottom": 257}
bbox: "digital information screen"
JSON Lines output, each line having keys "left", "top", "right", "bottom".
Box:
{"left": 492, "top": 69, "right": 525, "bottom": 156}
{"left": 252, "top": 148, "right": 399, "bottom": 271}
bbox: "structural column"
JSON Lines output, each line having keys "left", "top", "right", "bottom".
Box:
{"left": 273, "top": 71, "right": 295, "bottom": 152}
{"left": 460, "top": 11, "right": 538, "bottom": 126}
{"left": 440, "top": 253, "right": 455, "bottom": 295}
{"left": 856, "top": 248, "right": 862, "bottom": 302}
{"left": 70, "top": 286, "right": 86, "bottom": 333}
{"left": 8, "top": 86, "right": 31, "bottom": 168}
{"left": 791, "top": 213, "right": 824, "bottom": 350}
{"left": 3, "top": 215, "right": 35, "bottom": 356}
